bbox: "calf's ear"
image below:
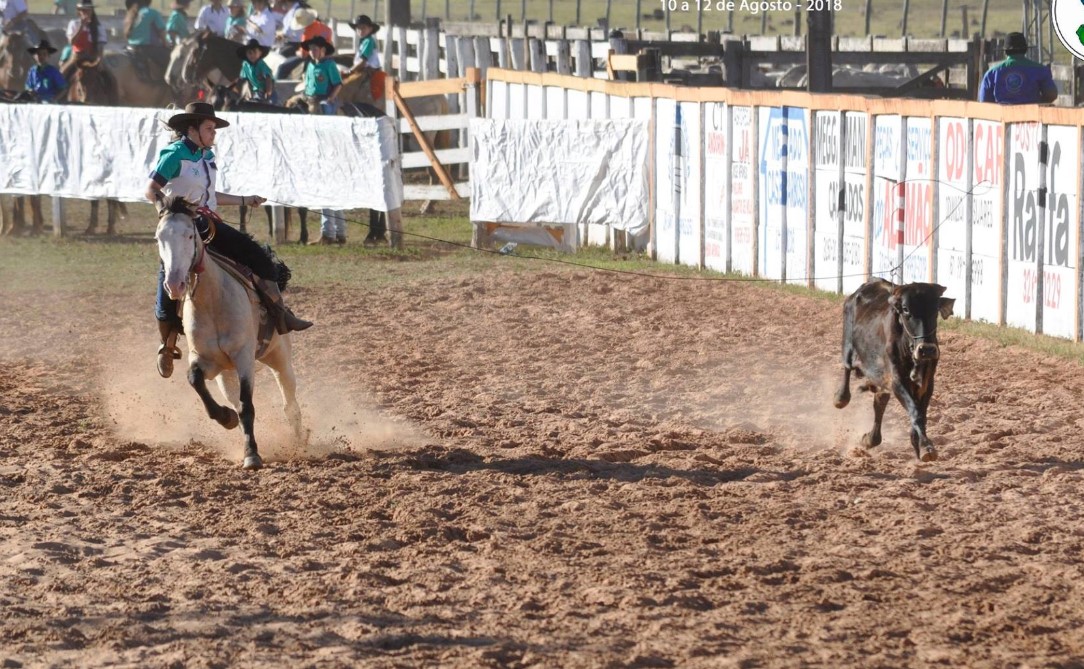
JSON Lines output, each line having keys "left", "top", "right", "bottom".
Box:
{"left": 938, "top": 297, "right": 955, "bottom": 320}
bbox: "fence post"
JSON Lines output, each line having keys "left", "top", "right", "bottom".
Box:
{"left": 474, "top": 36, "right": 493, "bottom": 78}
{"left": 555, "top": 39, "right": 571, "bottom": 74}
{"left": 51, "top": 197, "right": 63, "bottom": 237}
{"left": 574, "top": 39, "right": 591, "bottom": 77}
{"left": 422, "top": 21, "right": 440, "bottom": 79}
{"left": 271, "top": 206, "right": 286, "bottom": 244}
{"left": 509, "top": 37, "right": 527, "bottom": 69}
{"left": 528, "top": 37, "right": 545, "bottom": 72}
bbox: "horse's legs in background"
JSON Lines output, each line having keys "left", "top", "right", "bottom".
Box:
{"left": 276, "top": 206, "right": 287, "bottom": 240}
{"left": 106, "top": 199, "right": 119, "bottom": 235}
{"left": 298, "top": 207, "right": 309, "bottom": 245}
{"left": 11, "top": 197, "right": 26, "bottom": 235}
{"left": 263, "top": 205, "right": 274, "bottom": 240}
{"left": 0, "top": 197, "right": 7, "bottom": 236}
{"left": 238, "top": 204, "right": 248, "bottom": 233}
{"left": 29, "top": 196, "right": 43, "bottom": 234}
{"left": 87, "top": 200, "right": 100, "bottom": 234}
{"left": 188, "top": 363, "right": 240, "bottom": 432}
{"left": 262, "top": 343, "right": 304, "bottom": 442}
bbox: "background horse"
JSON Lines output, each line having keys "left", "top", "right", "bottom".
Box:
{"left": 166, "top": 31, "right": 244, "bottom": 100}
{"left": 0, "top": 31, "right": 46, "bottom": 236}
{"left": 65, "top": 59, "right": 129, "bottom": 235}
{"left": 155, "top": 196, "right": 304, "bottom": 470}
{"left": 100, "top": 50, "right": 175, "bottom": 107}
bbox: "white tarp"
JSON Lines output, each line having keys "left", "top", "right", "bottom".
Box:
{"left": 0, "top": 104, "right": 403, "bottom": 211}
{"left": 469, "top": 118, "right": 650, "bottom": 235}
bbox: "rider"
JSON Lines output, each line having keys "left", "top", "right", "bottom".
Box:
{"left": 230, "top": 37, "right": 274, "bottom": 102}
{"left": 225, "top": 0, "right": 246, "bottom": 41}
{"left": 1, "top": 0, "right": 43, "bottom": 45}
{"left": 146, "top": 102, "right": 312, "bottom": 378}
{"left": 24, "top": 39, "right": 66, "bottom": 102}
{"left": 345, "top": 14, "right": 383, "bottom": 103}
{"left": 61, "top": 0, "right": 107, "bottom": 81}
{"left": 165, "top": 0, "right": 192, "bottom": 46}
{"left": 193, "top": 0, "right": 228, "bottom": 37}
{"left": 125, "top": 0, "right": 169, "bottom": 82}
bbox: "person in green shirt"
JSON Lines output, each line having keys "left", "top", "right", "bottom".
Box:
{"left": 124, "top": 0, "right": 170, "bottom": 82}
{"left": 300, "top": 34, "right": 340, "bottom": 114}
{"left": 229, "top": 38, "right": 275, "bottom": 102}
{"left": 225, "top": 0, "right": 246, "bottom": 41}
{"left": 165, "top": 0, "right": 191, "bottom": 45}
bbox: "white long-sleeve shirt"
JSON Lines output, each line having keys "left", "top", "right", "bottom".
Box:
{"left": 194, "top": 4, "right": 229, "bottom": 36}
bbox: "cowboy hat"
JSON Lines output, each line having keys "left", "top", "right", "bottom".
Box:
{"left": 75, "top": 0, "right": 95, "bottom": 9}
{"left": 167, "top": 101, "right": 230, "bottom": 131}
{"left": 290, "top": 7, "right": 317, "bottom": 30}
{"left": 347, "top": 14, "right": 379, "bottom": 32}
{"left": 235, "top": 37, "right": 271, "bottom": 59}
{"left": 1005, "top": 32, "right": 1029, "bottom": 54}
{"left": 27, "top": 39, "right": 59, "bottom": 55}
{"left": 300, "top": 34, "right": 334, "bottom": 54}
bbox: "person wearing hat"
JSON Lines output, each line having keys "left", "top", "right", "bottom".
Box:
{"left": 24, "top": 40, "right": 66, "bottom": 103}
{"left": 145, "top": 102, "right": 313, "bottom": 378}
{"left": 228, "top": 38, "right": 275, "bottom": 102}
{"left": 225, "top": 0, "right": 246, "bottom": 41}
{"left": 277, "top": 0, "right": 306, "bottom": 45}
{"left": 300, "top": 34, "right": 339, "bottom": 111}
{"left": 165, "top": 0, "right": 192, "bottom": 46}
{"left": 193, "top": 0, "right": 228, "bottom": 37}
{"left": 61, "top": 0, "right": 107, "bottom": 80}
{"left": 979, "top": 32, "right": 1057, "bottom": 104}
{"left": 274, "top": 6, "right": 329, "bottom": 78}
{"left": 346, "top": 14, "right": 384, "bottom": 102}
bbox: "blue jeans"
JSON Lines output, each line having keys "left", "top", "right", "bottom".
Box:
{"left": 320, "top": 209, "right": 345, "bottom": 240}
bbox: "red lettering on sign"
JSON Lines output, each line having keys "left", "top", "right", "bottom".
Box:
{"left": 945, "top": 121, "right": 965, "bottom": 182}
{"left": 975, "top": 123, "right": 1004, "bottom": 187}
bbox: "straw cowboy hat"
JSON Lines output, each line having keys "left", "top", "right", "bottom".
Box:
{"left": 290, "top": 7, "right": 317, "bottom": 31}
{"left": 347, "top": 14, "right": 379, "bottom": 33}
{"left": 27, "top": 39, "right": 59, "bottom": 55}
{"left": 167, "top": 102, "right": 230, "bottom": 132}
{"left": 300, "top": 34, "right": 334, "bottom": 54}
{"left": 235, "top": 37, "right": 271, "bottom": 60}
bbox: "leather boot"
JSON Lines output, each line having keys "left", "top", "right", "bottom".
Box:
{"left": 257, "top": 278, "right": 313, "bottom": 334}
{"left": 157, "top": 319, "right": 182, "bottom": 378}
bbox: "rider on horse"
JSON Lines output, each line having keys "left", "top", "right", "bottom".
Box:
{"left": 60, "top": 0, "right": 107, "bottom": 82}
{"left": 147, "top": 102, "right": 313, "bottom": 379}
{"left": 24, "top": 39, "right": 65, "bottom": 102}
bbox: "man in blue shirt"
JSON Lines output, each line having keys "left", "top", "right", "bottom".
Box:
{"left": 978, "top": 32, "right": 1057, "bottom": 104}
{"left": 25, "top": 40, "right": 67, "bottom": 102}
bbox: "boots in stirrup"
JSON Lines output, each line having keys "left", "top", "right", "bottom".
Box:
{"left": 156, "top": 319, "right": 182, "bottom": 378}
{"left": 257, "top": 278, "right": 313, "bottom": 334}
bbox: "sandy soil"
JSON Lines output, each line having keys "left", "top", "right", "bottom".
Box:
{"left": 3, "top": 256, "right": 1084, "bottom": 668}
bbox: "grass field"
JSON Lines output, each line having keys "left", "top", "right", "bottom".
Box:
{"left": 5, "top": 196, "right": 1084, "bottom": 366}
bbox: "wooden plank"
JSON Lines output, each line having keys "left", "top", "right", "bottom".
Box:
{"left": 404, "top": 183, "right": 471, "bottom": 200}
{"left": 391, "top": 81, "right": 461, "bottom": 201}
{"left": 397, "top": 113, "right": 470, "bottom": 133}
{"left": 555, "top": 40, "right": 571, "bottom": 76}
{"left": 574, "top": 40, "right": 592, "bottom": 77}
{"left": 402, "top": 146, "right": 472, "bottom": 169}
{"left": 399, "top": 77, "right": 472, "bottom": 98}
{"left": 529, "top": 37, "right": 546, "bottom": 73}
{"left": 509, "top": 38, "right": 527, "bottom": 70}
{"left": 474, "top": 36, "right": 493, "bottom": 78}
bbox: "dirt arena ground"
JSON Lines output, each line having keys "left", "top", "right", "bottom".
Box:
{"left": 4, "top": 217, "right": 1084, "bottom": 667}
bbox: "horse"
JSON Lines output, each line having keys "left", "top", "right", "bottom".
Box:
{"left": 155, "top": 195, "right": 304, "bottom": 470}
{"left": 166, "top": 30, "right": 245, "bottom": 100}
{"left": 204, "top": 83, "right": 312, "bottom": 243}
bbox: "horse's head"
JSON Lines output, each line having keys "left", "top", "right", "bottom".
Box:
{"left": 0, "top": 31, "right": 31, "bottom": 91}
{"left": 154, "top": 195, "right": 200, "bottom": 300}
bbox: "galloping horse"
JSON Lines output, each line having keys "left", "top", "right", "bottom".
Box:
{"left": 155, "top": 195, "right": 304, "bottom": 469}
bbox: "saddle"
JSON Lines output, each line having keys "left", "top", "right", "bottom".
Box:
{"left": 203, "top": 249, "right": 277, "bottom": 358}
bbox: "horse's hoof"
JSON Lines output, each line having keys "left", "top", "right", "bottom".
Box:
{"left": 860, "top": 433, "right": 880, "bottom": 449}
{"left": 219, "top": 408, "right": 239, "bottom": 430}
{"left": 920, "top": 449, "right": 939, "bottom": 463}
{"left": 242, "top": 454, "right": 263, "bottom": 470}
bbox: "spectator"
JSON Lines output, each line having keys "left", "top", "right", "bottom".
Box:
{"left": 245, "top": 0, "right": 277, "bottom": 48}
{"left": 24, "top": 39, "right": 66, "bottom": 102}
{"left": 124, "top": 0, "right": 169, "bottom": 82}
{"left": 225, "top": 0, "right": 246, "bottom": 41}
{"left": 275, "top": 7, "right": 329, "bottom": 78}
{"left": 978, "top": 32, "right": 1057, "bottom": 104}
{"left": 61, "top": 0, "right": 107, "bottom": 81}
{"left": 276, "top": 0, "right": 305, "bottom": 46}
{"left": 1, "top": 0, "right": 43, "bottom": 44}
{"left": 194, "top": 0, "right": 228, "bottom": 37}
{"left": 300, "top": 34, "right": 344, "bottom": 244}
{"left": 53, "top": 0, "right": 77, "bottom": 16}
{"left": 346, "top": 14, "right": 384, "bottom": 103}
{"left": 166, "top": 0, "right": 192, "bottom": 46}
{"left": 230, "top": 37, "right": 275, "bottom": 101}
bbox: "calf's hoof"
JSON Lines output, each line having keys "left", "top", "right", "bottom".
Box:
{"left": 217, "top": 408, "right": 239, "bottom": 430}
{"left": 920, "top": 448, "right": 939, "bottom": 463}
{"left": 834, "top": 390, "right": 850, "bottom": 409}
{"left": 242, "top": 454, "right": 263, "bottom": 470}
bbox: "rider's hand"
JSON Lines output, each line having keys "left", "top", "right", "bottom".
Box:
{"left": 246, "top": 195, "right": 267, "bottom": 207}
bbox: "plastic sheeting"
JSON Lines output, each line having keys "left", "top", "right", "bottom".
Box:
{"left": 469, "top": 118, "right": 650, "bottom": 235}
{"left": 0, "top": 104, "right": 403, "bottom": 211}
